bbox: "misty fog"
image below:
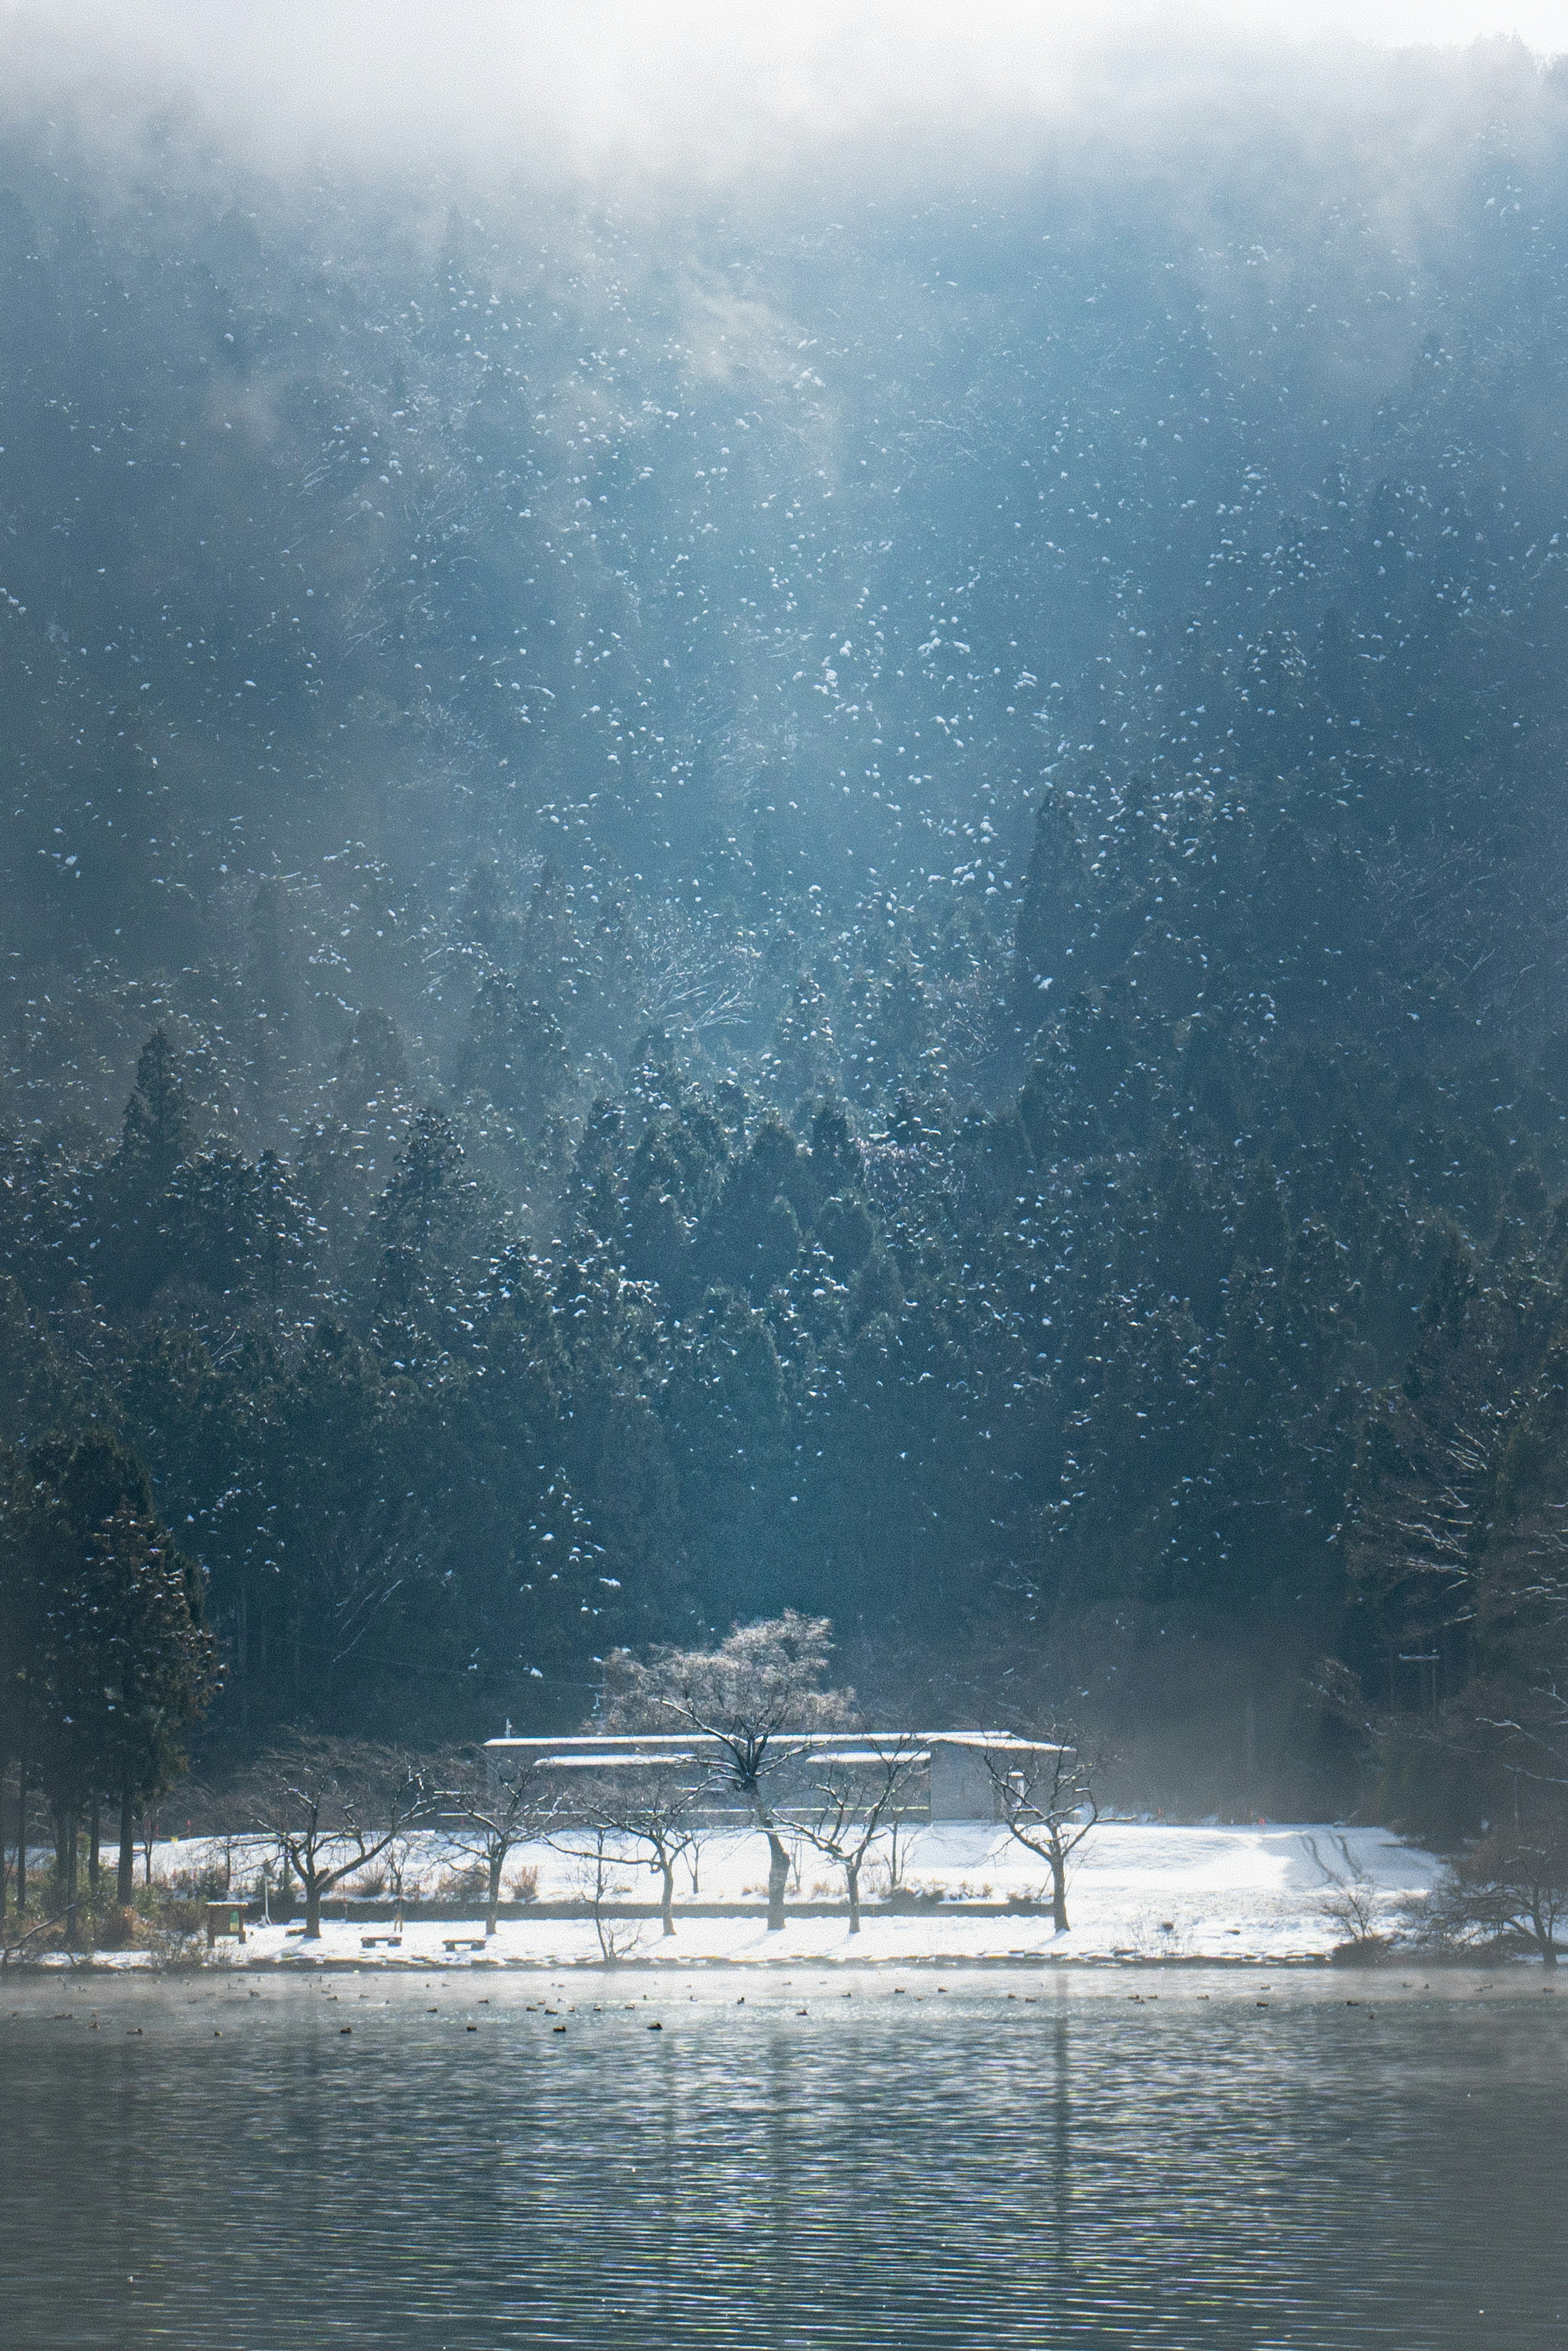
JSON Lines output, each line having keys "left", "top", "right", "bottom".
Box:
{"left": 5, "top": 13, "right": 1568, "bottom": 2349}
{"left": 0, "top": 9, "right": 1564, "bottom": 1807}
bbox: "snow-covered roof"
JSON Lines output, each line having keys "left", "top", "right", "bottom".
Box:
{"left": 923, "top": 1733, "right": 1067, "bottom": 1753}
{"left": 484, "top": 1729, "right": 1067, "bottom": 1758}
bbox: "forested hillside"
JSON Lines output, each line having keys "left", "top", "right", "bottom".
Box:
{"left": 4, "top": 45, "right": 1568, "bottom": 1818}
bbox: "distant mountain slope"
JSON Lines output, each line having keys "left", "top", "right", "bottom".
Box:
{"left": 2, "top": 56, "right": 1568, "bottom": 1817}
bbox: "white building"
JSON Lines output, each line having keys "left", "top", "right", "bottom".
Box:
{"left": 483, "top": 1730, "right": 1067, "bottom": 1823}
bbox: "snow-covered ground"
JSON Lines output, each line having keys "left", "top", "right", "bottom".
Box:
{"left": 87, "top": 1820, "right": 1443, "bottom": 1969}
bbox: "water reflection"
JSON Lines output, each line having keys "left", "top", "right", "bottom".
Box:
{"left": 2, "top": 1972, "right": 1565, "bottom": 2348}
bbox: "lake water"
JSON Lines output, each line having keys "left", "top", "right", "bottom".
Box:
{"left": 3, "top": 1966, "right": 1564, "bottom": 2349}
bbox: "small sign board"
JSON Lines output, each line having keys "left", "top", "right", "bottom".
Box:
{"left": 205, "top": 1901, "right": 247, "bottom": 1948}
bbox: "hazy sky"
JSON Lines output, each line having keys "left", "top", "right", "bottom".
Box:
{"left": 1215, "top": 0, "right": 1559, "bottom": 34}
{"left": 0, "top": 2, "right": 1561, "bottom": 182}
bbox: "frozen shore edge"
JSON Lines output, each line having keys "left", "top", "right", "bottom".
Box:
{"left": 4, "top": 1821, "right": 1475, "bottom": 1971}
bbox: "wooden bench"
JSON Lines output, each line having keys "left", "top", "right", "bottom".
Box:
{"left": 361, "top": 1935, "right": 403, "bottom": 1949}
{"left": 442, "top": 1937, "right": 487, "bottom": 1952}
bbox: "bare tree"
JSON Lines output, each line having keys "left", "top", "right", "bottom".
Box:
{"left": 1425, "top": 1825, "right": 1568, "bottom": 1965}
{"left": 599, "top": 1613, "right": 855, "bottom": 1931}
{"left": 1314, "top": 1656, "right": 1568, "bottom": 1866}
{"left": 1321, "top": 1874, "right": 1383, "bottom": 1948}
{"left": 579, "top": 1762, "right": 702, "bottom": 1937}
{"left": 635, "top": 899, "right": 759, "bottom": 1038}
{"left": 561, "top": 1824, "right": 648, "bottom": 1964}
{"left": 793, "top": 1732, "right": 926, "bottom": 1932}
{"left": 1304, "top": 1830, "right": 1385, "bottom": 1950}
{"left": 984, "top": 1738, "right": 1099, "bottom": 1934}
{"left": 443, "top": 1747, "right": 561, "bottom": 1937}
{"left": 242, "top": 1739, "right": 434, "bottom": 1939}
{"left": 381, "top": 1827, "right": 416, "bottom": 1929}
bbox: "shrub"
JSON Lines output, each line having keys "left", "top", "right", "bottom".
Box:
{"left": 91, "top": 1905, "right": 143, "bottom": 1951}
{"left": 1414, "top": 1825, "right": 1568, "bottom": 1964}
{"left": 1318, "top": 1867, "right": 1390, "bottom": 1954}
{"left": 435, "top": 1860, "right": 490, "bottom": 1903}
{"left": 164, "top": 1865, "right": 229, "bottom": 1899}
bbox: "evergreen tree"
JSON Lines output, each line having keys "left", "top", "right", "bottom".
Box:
{"left": 2, "top": 1431, "right": 216, "bottom": 1920}
{"left": 100, "top": 1030, "right": 193, "bottom": 1316}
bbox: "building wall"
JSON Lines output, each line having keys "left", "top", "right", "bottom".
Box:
{"left": 928, "top": 1743, "right": 1000, "bottom": 1823}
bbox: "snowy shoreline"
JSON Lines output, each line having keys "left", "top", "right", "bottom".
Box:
{"left": 9, "top": 1821, "right": 1455, "bottom": 1971}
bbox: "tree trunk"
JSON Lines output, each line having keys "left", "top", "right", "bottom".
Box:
{"left": 63, "top": 1806, "right": 78, "bottom": 1947}
{"left": 1051, "top": 1844, "right": 1069, "bottom": 1935}
{"left": 89, "top": 1797, "right": 100, "bottom": 1893}
{"left": 765, "top": 1830, "right": 790, "bottom": 1932}
{"left": 659, "top": 1857, "right": 675, "bottom": 1936}
{"left": 303, "top": 1880, "right": 323, "bottom": 1939}
{"left": 486, "top": 1850, "right": 503, "bottom": 1937}
{"left": 117, "top": 1786, "right": 136, "bottom": 1907}
{"left": 846, "top": 1859, "right": 861, "bottom": 1934}
{"left": 1533, "top": 1897, "right": 1557, "bottom": 1967}
{"left": 14, "top": 1763, "right": 25, "bottom": 1917}
{"left": 1243, "top": 1690, "right": 1256, "bottom": 1792}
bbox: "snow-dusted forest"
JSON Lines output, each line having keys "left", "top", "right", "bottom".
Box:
{"left": 4, "top": 19, "right": 1568, "bottom": 1844}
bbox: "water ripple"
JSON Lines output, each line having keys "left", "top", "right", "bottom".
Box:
{"left": 4, "top": 1973, "right": 1565, "bottom": 2349}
